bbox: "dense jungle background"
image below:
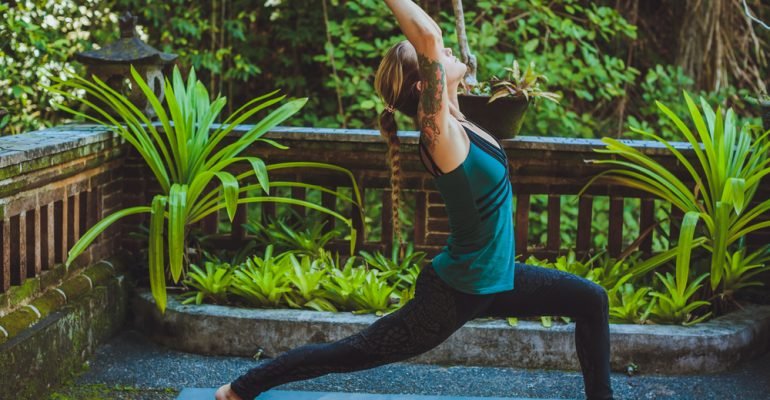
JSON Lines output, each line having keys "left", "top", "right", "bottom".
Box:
{"left": 2, "top": 0, "right": 769, "bottom": 139}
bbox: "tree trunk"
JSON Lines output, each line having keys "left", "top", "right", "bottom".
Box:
{"left": 451, "top": 0, "right": 478, "bottom": 88}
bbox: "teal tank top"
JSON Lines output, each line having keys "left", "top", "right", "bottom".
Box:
{"left": 418, "top": 122, "right": 516, "bottom": 294}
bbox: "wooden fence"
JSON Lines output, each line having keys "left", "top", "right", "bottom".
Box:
{"left": 2, "top": 124, "right": 769, "bottom": 301}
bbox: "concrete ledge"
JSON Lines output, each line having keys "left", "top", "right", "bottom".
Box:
{"left": 132, "top": 290, "right": 770, "bottom": 375}
{"left": 0, "top": 259, "right": 131, "bottom": 400}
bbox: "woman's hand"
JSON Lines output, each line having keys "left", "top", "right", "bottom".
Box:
{"left": 214, "top": 383, "right": 244, "bottom": 400}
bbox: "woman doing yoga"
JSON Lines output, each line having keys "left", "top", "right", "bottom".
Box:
{"left": 216, "top": 1, "right": 614, "bottom": 399}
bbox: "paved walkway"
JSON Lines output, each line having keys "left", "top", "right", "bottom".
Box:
{"left": 63, "top": 329, "right": 770, "bottom": 400}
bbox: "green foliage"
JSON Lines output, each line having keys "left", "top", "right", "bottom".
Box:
{"left": 180, "top": 261, "right": 234, "bottom": 305}
{"left": 647, "top": 212, "right": 712, "bottom": 325}
{"left": 48, "top": 65, "right": 363, "bottom": 314}
{"left": 522, "top": 242, "right": 716, "bottom": 325}
{"left": 0, "top": 0, "right": 115, "bottom": 135}
{"left": 584, "top": 92, "right": 770, "bottom": 303}
{"left": 721, "top": 244, "right": 770, "bottom": 294}
{"left": 201, "top": 246, "right": 409, "bottom": 316}
{"left": 625, "top": 65, "right": 759, "bottom": 140}
{"left": 243, "top": 211, "right": 345, "bottom": 259}
{"left": 4, "top": 0, "right": 767, "bottom": 138}
{"left": 230, "top": 245, "right": 293, "bottom": 308}
{"left": 608, "top": 281, "right": 655, "bottom": 325}
{"left": 285, "top": 253, "right": 338, "bottom": 312}
{"left": 320, "top": 251, "right": 368, "bottom": 311}
{"left": 450, "top": 0, "right": 638, "bottom": 137}
{"left": 350, "top": 269, "right": 399, "bottom": 315}
{"left": 359, "top": 242, "right": 426, "bottom": 292}
{"left": 469, "top": 60, "right": 560, "bottom": 104}
{"left": 190, "top": 215, "right": 425, "bottom": 316}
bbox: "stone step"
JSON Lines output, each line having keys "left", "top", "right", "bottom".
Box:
{"left": 176, "top": 388, "right": 561, "bottom": 400}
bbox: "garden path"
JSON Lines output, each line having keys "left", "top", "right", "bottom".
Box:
{"left": 54, "top": 329, "right": 770, "bottom": 400}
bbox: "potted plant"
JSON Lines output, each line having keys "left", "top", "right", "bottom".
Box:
{"left": 451, "top": 0, "right": 560, "bottom": 139}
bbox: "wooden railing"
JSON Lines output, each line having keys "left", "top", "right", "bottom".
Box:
{"left": 0, "top": 125, "right": 124, "bottom": 305}
{"left": 3, "top": 124, "right": 769, "bottom": 301}
{"left": 186, "top": 126, "right": 770, "bottom": 261}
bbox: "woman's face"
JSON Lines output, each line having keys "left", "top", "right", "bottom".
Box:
{"left": 403, "top": 42, "right": 467, "bottom": 90}
{"left": 439, "top": 47, "right": 468, "bottom": 87}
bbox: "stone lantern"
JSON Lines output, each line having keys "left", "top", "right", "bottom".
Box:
{"left": 74, "top": 12, "right": 177, "bottom": 119}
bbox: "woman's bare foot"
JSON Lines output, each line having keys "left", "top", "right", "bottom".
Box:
{"left": 214, "top": 383, "right": 244, "bottom": 400}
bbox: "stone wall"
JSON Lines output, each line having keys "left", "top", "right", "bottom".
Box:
{"left": 0, "top": 124, "right": 126, "bottom": 314}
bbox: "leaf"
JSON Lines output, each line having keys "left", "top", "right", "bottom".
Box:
{"left": 523, "top": 39, "right": 539, "bottom": 53}
{"left": 214, "top": 172, "right": 239, "bottom": 222}
{"left": 507, "top": 317, "right": 518, "bottom": 326}
{"left": 248, "top": 157, "right": 270, "bottom": 194}
{"left": 149, "top": 195, "right": 168, "bottom": 314}
{"left": 66, "top": 206, "right": 152, "bottom": 267}
{"left": 676, "top": 211, "right": 701, "bottom": 295}
{"left": 168, "top": 184, "right": 188, "bottom": 283}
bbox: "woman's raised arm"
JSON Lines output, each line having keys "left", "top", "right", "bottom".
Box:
{"left": 384, "top": 0, "right": 458, "bottom": 151}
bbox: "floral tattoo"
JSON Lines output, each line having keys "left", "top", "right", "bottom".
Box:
{"left": 417, "top": 53, "right": 445, "bottom": 152}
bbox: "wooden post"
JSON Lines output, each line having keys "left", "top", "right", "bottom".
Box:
{"left": 577, "top": 195, "right": 594, "bottom": 253}
{"left": 515, "top": 192, "right": 530, "bottom": 257}
{"left": 547, "top": 194, "right": 561, "bottom": 252}
{"left": 609, "top": 196, "right": 623, "bottom": 257}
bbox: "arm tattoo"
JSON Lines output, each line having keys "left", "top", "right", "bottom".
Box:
{"left": 417, "top": 53, "right": 445, "bottom": 152}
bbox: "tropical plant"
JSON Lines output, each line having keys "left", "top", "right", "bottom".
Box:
{"left": 284, "top": 253, "right": 337, "bottom": 312}
{"left": 179, "top": 261, "right": 234, "bottom": 305}
{"left": 467, "top": 60, "right": 561, "bottom": 105}
{"left": 230, "top": 245, "right": 293, "bottom": 308}
{"left": 243, "top": 211, "right": 345, "bottom": 258}
{"left": 359, "top": 242, "right": 426, "bottom": 292}
{"left": 647, "top": 212, "right": 712, "bottom": 325}
{"left": 608, "top": 281, "right": 655, "bottom": 325}
{"left": 46, "top": 65, "right": 364, "bottom": 313}
{"left": 582, "top": 92, "right": 770, "bottom": 304}
{"left": 351, "top": 269, "right": 399, "bottom": 315}
{"left": 320, "top": 252, "right": 367, "bottom": 311}
{"left": 720, "top": 244, "right": 770, "bottom": 297}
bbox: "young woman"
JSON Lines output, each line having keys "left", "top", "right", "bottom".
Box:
{"left": 216, "top": 1, "right": 614, "bottom": 399}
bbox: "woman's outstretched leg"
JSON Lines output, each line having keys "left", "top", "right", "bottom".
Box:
{"left": 228, "top": 264, "right": 493, "bottom": 400}
{"left": 484, "top": 263, "right": 614, "bottom": 400}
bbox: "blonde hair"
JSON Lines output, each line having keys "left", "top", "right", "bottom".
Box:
{"left": 374, "top": 41, "right": 421, "bottom": 257}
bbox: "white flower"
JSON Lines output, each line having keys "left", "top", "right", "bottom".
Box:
{"left": 265, "top": 0, "right": 282, "bottom": 7}
{"left": 43, "top": 14, "right": 59, "bottom": 29}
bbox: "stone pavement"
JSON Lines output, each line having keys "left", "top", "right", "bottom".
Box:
{"left": 67, "top": 329, "right": 770, "bottom": 400}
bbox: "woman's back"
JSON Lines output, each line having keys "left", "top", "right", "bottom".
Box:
{"left": 419, "top": 121, "right": 516, "bottom": 294}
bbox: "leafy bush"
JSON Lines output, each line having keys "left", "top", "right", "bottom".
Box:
{"left": 49, "top": 65, "right": 363, "bottom": 314}
{"left": 179, "top": 234, "right": 425, "bottom": 315}
{"left": 0, "top": 0, "right": 114, "bottom": 135}
{"left": 584, "top": 92, "right": 770, "bottom": 310}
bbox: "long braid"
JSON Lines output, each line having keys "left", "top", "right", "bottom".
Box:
{"left": 374, "top": 41, "right": 420, "bottom": 259}
{"left": 378, "top": 110, "right": 405, "bottom": 258}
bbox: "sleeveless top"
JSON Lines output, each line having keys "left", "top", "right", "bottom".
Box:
{"left": 418, "top": 121, "right": 516, "bottom": 295}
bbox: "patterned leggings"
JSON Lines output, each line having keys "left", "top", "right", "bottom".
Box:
{"left": 230, "top": 263, "right": 614, "bottom": 400}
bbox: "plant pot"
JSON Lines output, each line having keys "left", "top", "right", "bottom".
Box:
{"left": 458, "top": 94, "right": 529, "bottom": 139}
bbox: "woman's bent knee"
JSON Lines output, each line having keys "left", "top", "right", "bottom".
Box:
{"left": 578, "top": 280, "right": 609, "bottom": 316}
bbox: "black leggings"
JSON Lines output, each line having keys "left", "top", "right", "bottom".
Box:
{"left": 230, "top": 263, "right": 614, "bottom": 400}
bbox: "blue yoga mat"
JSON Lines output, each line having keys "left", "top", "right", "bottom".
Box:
{"left": 176, "top": 388, "right": 560, "bottom": 400}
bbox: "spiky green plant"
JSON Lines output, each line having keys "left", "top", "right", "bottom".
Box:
{"left": 45, "top": 65, "right": 364, "bottom": 313}
{"left": 179, "top": 261, "right": 234, "bottom": 305}
{"left": 230, "top": 245, "right": 293, "bottom": 308}
{"left": 582, "top": 92, "right": 770, "bottom": 296}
